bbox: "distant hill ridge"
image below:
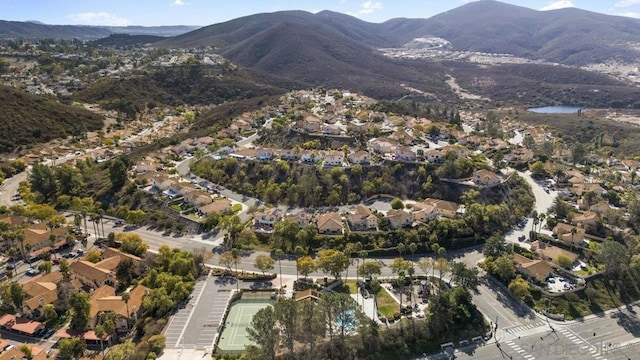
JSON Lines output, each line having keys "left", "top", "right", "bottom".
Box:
{"left": 160, "top": 1, "right": 640, "bottom": 66}
{"left": 0, "top": 20, "right": 199, "bottom": 39}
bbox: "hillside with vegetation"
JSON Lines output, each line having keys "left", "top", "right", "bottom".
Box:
{"left": 74, "top": 64, "right": 302, "bottom": 110}
{"left": 0, "top": 85, "right": 104, "bottom": 153}
{"left": 451, "top": 62, "right": 640, "bottom": 108}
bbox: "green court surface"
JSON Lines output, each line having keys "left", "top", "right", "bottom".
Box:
{"left": 216, "top": 298, "right": 274, "bottom": 354}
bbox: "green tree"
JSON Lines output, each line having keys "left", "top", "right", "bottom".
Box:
{"left": 220, "top": 214, "right": 244, "bottom": 247}
{"left": 450, "top": 262, "right": 480, "bottom": 291}
{"left": 18, "top": 344, "right": 33, "bottom": 360}
{"left": 491, "top": 254, "right": 516, "bottom": 284}
{"left": 254, "top": 254, "right": 275, "bottom": 275}
{"left": 219, "top": 250, "right": 237, "bottom": 272}
{"left": 557, "top": 254, "right": 573, "bottom": 268}
{"left": 109, "top": 159, "right": 128, "bottom": 189}
{"left": 297, "top": 300, "right": 323, "bottom": 358}
{"left": 104, "top": 339, "right": 135, "bottom": 360}
{"left": 247, "top": 306, "right": 279, "bottom": 360}
{"left": 297, "top": 256, "right": 316, "bottom": 279}
{"left": 417, "top": 257, "right": 434, "bottom": 277}
{"left": 358, "top": 261, "right": 382, "bottom": 279}
{"left": 42, "top": 303, "right": 57, "bottom": 327}
{"left": 59, "top": 258, "right": 71, "bottom": 281}
{"left": 274, "top": 298, "right": 298, "bottom": 357}
{"left": 0, "top": 281, "right": 25, "bottom": 311}
{"left": 530, "top": 161, "right": 546, "bottom": 177}
{"left": 570, "top": 143, "right": 586, "bottom": 165}
{"left": 57, "top": 338, "right": 86, "bottom": 360}
{"left": 274, "top": 249, "right": 284, "bottom": 290}
{"left": 483, "top": 234, "right": 506, "bottom": 258}
{"left": 595, "top": 239, "right": 630, "bottom": 280}
{"left": 508, "top": 275, "right": 531, "bottom": 302}
{"left": 116, "top": 233, "right": 149, "bottom": 256}
{"left": 323, "top": 292, "right": 358, "bottom": 358}
{"left": 69, "top": 292, "right": 91, "bottom": 330}
{"left": 390, "top": 257, "right": 413, "bottom": 275}
{"left": 38, "top": 260, "right": 52, "bottom": 274}
{"left": 316, "top": 249, "right": 350, "bottom": 280}
{"left": 391, "top": 198, "right": 405, "bottom": 209}
{"left": 29, "top": 163, "right": 57, "bottom": 202}
{"left": 85, "top": 249, "right": 102, "bottom": 263}
{"left": 148, "top": 334, "right": 166, "bottom": 355}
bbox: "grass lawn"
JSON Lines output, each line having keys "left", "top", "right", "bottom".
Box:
{"left": 532, "top": 278, "right": 638, "bottom": 320}
{"left": 345, "top": 279, "right": 357, "bottom": 294}
{"left": 376, "top": 287, "right": 399, "bottom": 318}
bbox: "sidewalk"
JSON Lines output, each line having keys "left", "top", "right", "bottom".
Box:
{"left": 351, "top": 293, "right": 382, "bottom": 324}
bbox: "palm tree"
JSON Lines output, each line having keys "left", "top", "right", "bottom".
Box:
{"left": 530, "top": 210, "right": 538, "bottom": 240}
{"left": 97, "top": 209, "right": 105, "bottom": 240}
{"left": 275, "top": 249, "right": 284, "bottom": 291}
{"left": 95, "top": 324, "right": 106, "bottom": 357}
{"left": 570, "top": 227, "right": 577, "bottom": 253}
{"left": 81, "top": 209, "right": 88, "bottom": 236}
{"left": 408, "top": 242, "right": 418, "bottom": 262}
{"left": 73, "top": 213, "right": 82, "bottom": 229}
{"left": 437, "top": 247, "right": 447, "bottom": 282}
{"left": 430, "top": 243, "right": 440, "bottom": 279}
{"left": 16, "top": 230, "right": 25, "bottom": 262}
{"left": 122, "top": 292, "right": 131, "bottom": 330}
{"left": 232, "top": 249, "right": 241, "bottom": 291}
{"left": 90, "top": 214, "right": 99, "bottom": 241}
{"left": 293, "top": 245, "right": 305, "bottom": 281}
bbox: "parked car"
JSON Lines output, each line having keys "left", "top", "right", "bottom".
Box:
{"left": 26, "top": 268, "right": 40, "bottom": 276}
{"left": 6, "top": 263, "right": 15, "bottom": 270}
{"left": 518, "top": 235, "right": 526, "bottom": 242}
{"left": 114, "top": 219, "right": 124, "bottom": 226}
{"left": 76, "top": 249, "right": 85, "bottom": 256}
{"left": 43, "top": 328, "right": 55, "bottom": 338}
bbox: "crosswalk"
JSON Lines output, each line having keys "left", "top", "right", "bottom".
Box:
{"left": 504, "top": 321, "right": 547, "bottom": 337}
{"left": 504, "top": 340, "right": 536, "bottom": 360}
{"left": 557, "top": 327, "right": 607, "bottom": 360}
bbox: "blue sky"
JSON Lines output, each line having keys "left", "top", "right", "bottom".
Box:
{"left": 2, "top": 0, "right": 640, "bottom": 26}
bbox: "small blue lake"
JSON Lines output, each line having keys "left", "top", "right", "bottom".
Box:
{"left": 527, "top": 106, "right": 587, "bottom": 114}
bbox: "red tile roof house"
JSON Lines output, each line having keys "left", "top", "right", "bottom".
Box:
{"left": 0, "top": 314, "right": 44, "bottom": 336}
{"left": 89, "top": 284, "right": 148, "bottom": 333}
{"left": 70, "top": 253, "right": 129, "bottom": 290}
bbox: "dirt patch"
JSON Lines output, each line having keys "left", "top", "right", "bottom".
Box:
{"left": 445, "top": 75, "right": 490, "bottom": 101}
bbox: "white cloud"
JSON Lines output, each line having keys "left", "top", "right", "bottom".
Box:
{"left": 359, "top": 0, "right": 382, "bottom": 15}
{"left": 615, "top": 0, "right": 640, "bottom": 8}
{"left": 66, "top": 12, "right": 131, "bottom": 26}
{"left": 540, "top": 0, "right": 575, "bottom": 11}
{"left": 613, "top": 11, "right": 640, "bottom": 18}
{"left": 172, "top": 0, "right": 188, "bottom": 6}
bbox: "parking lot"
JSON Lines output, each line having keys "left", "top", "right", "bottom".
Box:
{"left": 547, "top": 276, "right": 575, "bottom": 293}
{"left": 164, "top": 273, "right": 237, "bottom": 350}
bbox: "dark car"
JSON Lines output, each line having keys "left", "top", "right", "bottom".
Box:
{"left": 6, "top": 263, "right": 15, "bottom": 270}
{"left": 43, "top": 328, "right": 56, "bottom": 338}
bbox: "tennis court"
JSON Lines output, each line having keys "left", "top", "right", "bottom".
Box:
{"left": 216, "top": 293, "right": 275, "bottom": 354}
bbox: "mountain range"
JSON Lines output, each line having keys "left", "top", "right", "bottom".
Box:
{"left": 0, "top": 21, "right": 199, "bottom": 39}
{"left": 161, "top": 1, "right": 640, "bottom": 66}
{"left": 4, "top": 1, "right": 640, "bottom": 108}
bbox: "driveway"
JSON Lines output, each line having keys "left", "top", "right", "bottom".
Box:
{"left": 503, "top": 169, "right": 558, "bottom": 248}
